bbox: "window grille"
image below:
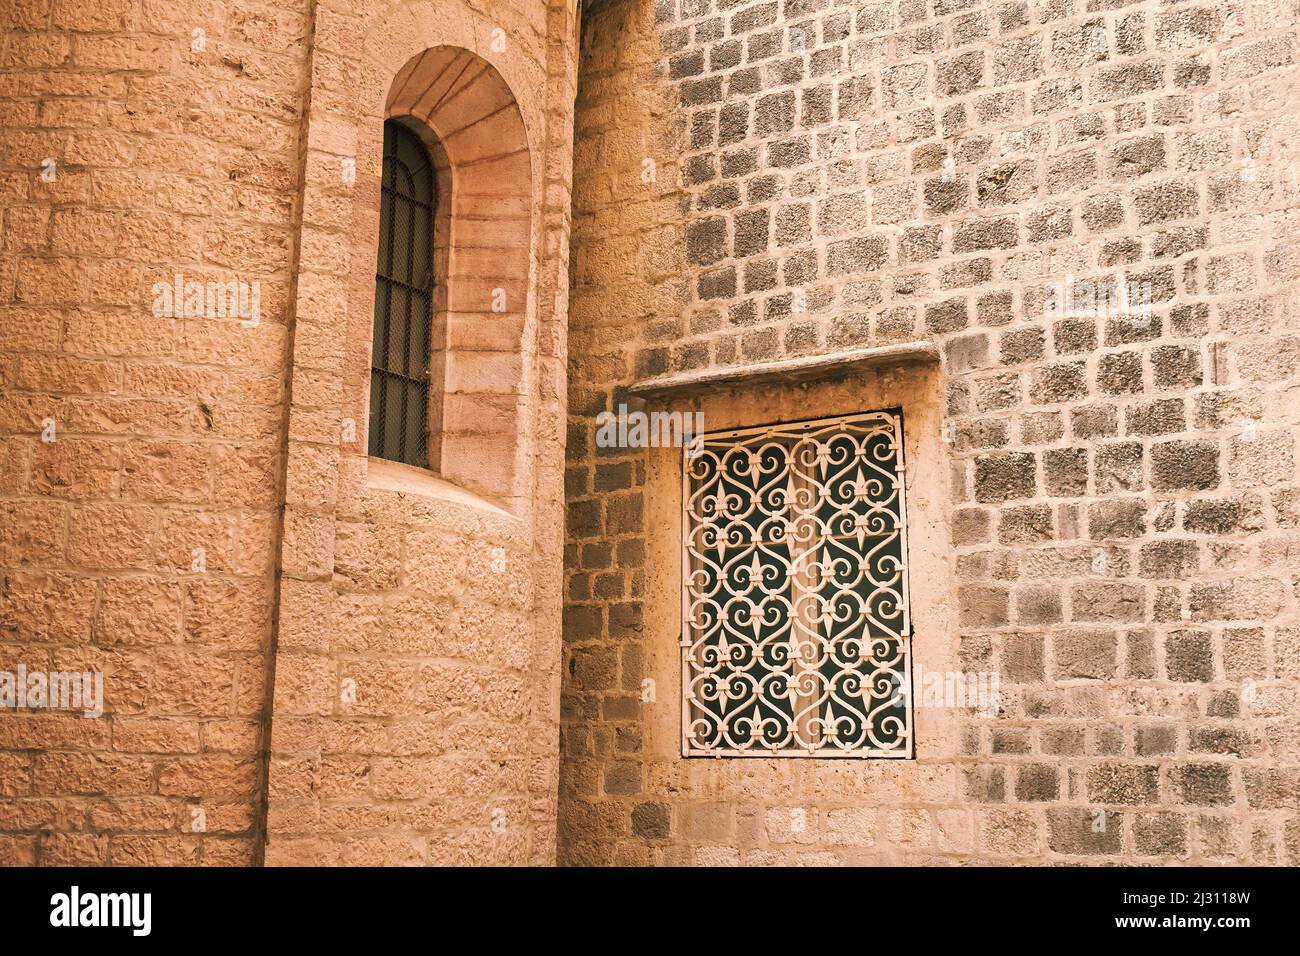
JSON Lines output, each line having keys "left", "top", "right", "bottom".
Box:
{"left": 369, "top": 120, "right": 434, "bottom": 467}
{"left": 681, "top": 410, "right": 913, "bottom": 757}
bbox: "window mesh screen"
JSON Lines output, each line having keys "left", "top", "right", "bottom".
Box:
{"left": 682, "top": 410, "right": 913, "bottom": 757}
{"left": 369, "top": 120, "right": 433, "bottom": 467}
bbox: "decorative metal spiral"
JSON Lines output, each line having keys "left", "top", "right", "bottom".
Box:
{"left": 682, "top": 410, "right": 912, "bottom": 758}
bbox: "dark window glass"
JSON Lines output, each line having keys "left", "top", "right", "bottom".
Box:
{"left": 369, "top": 120, "right": 434, "bottom": 466}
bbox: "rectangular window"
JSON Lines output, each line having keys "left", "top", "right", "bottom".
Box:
{"left": 681, "top": 409, "right": 913, "bottom": 758}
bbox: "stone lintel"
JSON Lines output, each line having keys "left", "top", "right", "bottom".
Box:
{"left": 626, "top": 340, "right": 940, "bottom": 401}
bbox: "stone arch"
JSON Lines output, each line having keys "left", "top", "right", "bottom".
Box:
{"left": 349, "top": 46, "right": 534, "bottom": 505}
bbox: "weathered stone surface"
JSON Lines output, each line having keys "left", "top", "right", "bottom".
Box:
{"left": 7, "top": 0, "right": 1297, "bottom": 871}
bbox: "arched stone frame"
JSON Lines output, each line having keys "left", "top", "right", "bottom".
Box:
{"left": 345, "top": 46, "right": 535, "bottom": 507}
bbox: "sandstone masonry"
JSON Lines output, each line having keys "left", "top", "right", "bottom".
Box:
{"left": 1, "top": 0, "right": 1298, "bottom": 869}
{"left": 561, "top": 0, "right": 1300, "bottom": 865}
{"left": 0, "top": 0, "right": 577, "bottom": 866}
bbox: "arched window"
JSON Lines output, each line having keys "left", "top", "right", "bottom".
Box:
{"left": 369, "top": 119, "right": 435, "bottom": 467}
{"left": 347, "top": 47, "right": 532, "bottom": 504}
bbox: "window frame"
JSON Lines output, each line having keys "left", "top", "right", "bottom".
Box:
{"left": 680, "top": 408, "right": 915, "bottom": 759}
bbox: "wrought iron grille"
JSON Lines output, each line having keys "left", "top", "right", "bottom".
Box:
{"left": 681, "top": 410, "right": 913, "bottom": 758}
{"left": 369, "top": 120, "right": 434, "bottom": 467}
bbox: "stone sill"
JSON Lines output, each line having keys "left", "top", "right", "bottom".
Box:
{"left": 627, "top": 340, "right": 940, "bottom": 400}
{"left": 364, "top": 457, "right": 517, "bottom": 519}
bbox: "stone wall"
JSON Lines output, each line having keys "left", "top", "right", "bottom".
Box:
{"left": 261, "top": 0, "right": 576, "bottom": 869}
{"left": 0, "top": 0, "right": 314, "bottom": 866}
{"left": 0, "top": 0, "right": 577, "bottom": 867}
{"left": 561, "top": 0, "right": 1300, "bottom": 864}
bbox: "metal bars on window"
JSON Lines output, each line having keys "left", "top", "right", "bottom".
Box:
{"left": 681, "top": 410, "right": 913, "bottom": 758}
{"left": 369, "top": 120, "right": 433, "bottom": 467}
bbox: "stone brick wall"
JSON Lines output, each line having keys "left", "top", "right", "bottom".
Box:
{"left": 0, "top": 0, "right": 314, "bottom": 865}
{"left": 561, "top": 0, "right": 1300, "bottom": 864}
{"left": 262, "top": 0, "right": 576, "bottom": 868}
{"left": 1, "top": 0, "right": 578, "bottom": 867}
{"left": 3, "top": 0, "right": 1296, "bottom": 870}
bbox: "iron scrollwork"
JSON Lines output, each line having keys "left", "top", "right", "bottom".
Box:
{"left": 682, "top": 410, "right": 913, "bottom": 757}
